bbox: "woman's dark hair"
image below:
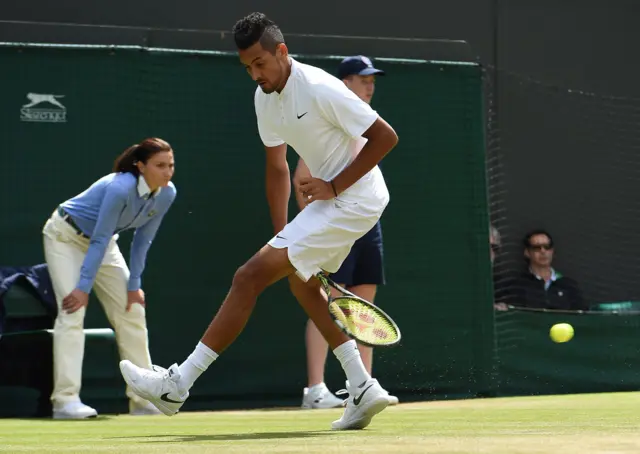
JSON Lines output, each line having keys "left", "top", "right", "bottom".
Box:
{"left": 113, "top": 137, "right": 172, "bottom": 176}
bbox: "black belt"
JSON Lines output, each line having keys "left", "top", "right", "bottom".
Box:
{"left": 57, "top": 207, "right": 90, "bottom": 239}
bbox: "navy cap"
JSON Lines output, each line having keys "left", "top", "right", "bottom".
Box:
{"left": 337, "top": 55, "right": 385, "bottom": 80}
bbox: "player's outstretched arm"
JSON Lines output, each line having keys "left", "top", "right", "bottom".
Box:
{"left": 265, "top": 143, "right": 290, "bottom": 234}
{"left": 331, "top": 117, "right": 398, "bottom": 195}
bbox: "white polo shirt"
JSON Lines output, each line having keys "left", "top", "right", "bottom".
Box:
{"left": 254, "top": 57, "right": 388, "bottom": 203}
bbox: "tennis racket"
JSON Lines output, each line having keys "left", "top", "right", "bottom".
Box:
{"left": 316, "top": 272, "right": 401, "bottom": 347}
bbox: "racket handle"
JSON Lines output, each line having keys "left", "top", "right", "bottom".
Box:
{"left": 316, "top": 273, "right": 332, "bottom": 299}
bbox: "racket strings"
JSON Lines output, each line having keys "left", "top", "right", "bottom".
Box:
{"left": 329, "top": 297, "right": 399, "bottom": 346}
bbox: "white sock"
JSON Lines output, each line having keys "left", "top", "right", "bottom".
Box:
{"left": 178, "top": 342, "right": 218, "bottom": 391}
{"left": 333, "top": 340, "right": 371, "bottom": 388}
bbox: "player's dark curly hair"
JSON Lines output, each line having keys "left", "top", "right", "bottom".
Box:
{"left": 232, "top": 12, "right": 284, "bottom": 53}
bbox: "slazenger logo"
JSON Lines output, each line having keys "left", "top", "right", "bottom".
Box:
{"left": 20, "top": 93, "right": 67, "bottom": 123}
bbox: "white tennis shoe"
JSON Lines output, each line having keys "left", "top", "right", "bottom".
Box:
{"left": 52, "top": 401, "right": 98, "bottom": 419}
{"left": 301, "top": 382, "right": 346, "bottom": 409}
{"left": 119, "top": 361, "right": 188, "bottom": 416}
{"left": 331, "top": 378, "right": 389, "bottom": 430}
{"left": 341, "top": 380, "right": 399, "bottom": 405}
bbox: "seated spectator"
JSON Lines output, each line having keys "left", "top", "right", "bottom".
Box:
{"left": 504, "top": 229, "right": 586, "bottom": 310}
{"left": 489, "top": 225, "right": 510, "bottom": 311}
{"left": 490, "top": 224, "right": 500, "bottom": 265}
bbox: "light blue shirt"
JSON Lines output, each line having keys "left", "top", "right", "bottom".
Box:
{"left": 60, "top": 172, "right": 176, "bottom": 293}
{"left": 531, "top": 267, "right": 559, "bottom": 291}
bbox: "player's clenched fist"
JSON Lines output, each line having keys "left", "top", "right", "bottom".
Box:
{"left": 298, "top": 177, "right": 337, "bottom": 204}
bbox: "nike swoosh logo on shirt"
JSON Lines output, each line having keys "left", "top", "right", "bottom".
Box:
{"left": 353, "top": 384, "right": 374, "bottom": 406}
{"left": 297, "top": 112, "right": 308, "bottom": 119}
{"left": 160, "top": 393, "right": 185, "bottom": 404}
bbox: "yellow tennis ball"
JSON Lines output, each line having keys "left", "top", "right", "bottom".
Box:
{"left": 550, "top": 323, "right": 574, "bottom": 343}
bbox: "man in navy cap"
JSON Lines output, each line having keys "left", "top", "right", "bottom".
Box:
{"left": 293, "top": 55, "right": 398, "bottom": 410}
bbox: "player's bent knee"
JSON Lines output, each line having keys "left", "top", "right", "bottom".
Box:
{"left": 288, "top": 274, "right": 320, "bottom": 299}
{"left": 232, "top": 245, "right": 295, "bottom": 295}
{"left": 231, "top": 262, "right": 272, "bottom": 297}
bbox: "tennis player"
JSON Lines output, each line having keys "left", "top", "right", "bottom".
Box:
{"left": 119, "top": 12, "right": 398, "bottom": 430}
{"left": 43, "top": 137, "right": 176, "bottom": 418}
{"left": 294, "top": 55, "right": 399, "bottom": 409}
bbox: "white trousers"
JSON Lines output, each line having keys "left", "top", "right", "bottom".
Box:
{"left": 43, "top": 209, "right": 152, "bottom": 409}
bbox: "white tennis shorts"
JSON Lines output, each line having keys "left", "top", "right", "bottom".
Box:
{"left": 269, "top": 168, "right": 390, "bottom": 282}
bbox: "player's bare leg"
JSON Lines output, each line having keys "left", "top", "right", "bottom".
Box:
{"left": 347, "top": 284, "right": 377, "bottom": 372}
{"left": 200, "top": 245, "right": 295, "bottom": 353}
{"left": 120, "top": 247, "right": 390, "bottom": 428}
{"left": 290, "top": 276, "right": 351, "bottom": 349}
{"left": 119, "top": 245, "right": 295, "bottom": 416}
{"left": 289, "top": 276, "right": 389, "bottom": 429}
{"left": 305, "top": 283, "right": 372, "bottom": 387}
{"left": 305, "top": 284, "right": 375, "bottom": 377}
{"left": 343, "top": 283, "right": 398, "bottom": 404}
{"left": 304, "top": 282, "right": 398, "bottom": 406}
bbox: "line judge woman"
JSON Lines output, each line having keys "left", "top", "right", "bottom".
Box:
{"left": 42, "top": 137, "right": 177, "bottom": 419}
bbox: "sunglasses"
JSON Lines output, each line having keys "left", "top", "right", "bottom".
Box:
{"left": 490, "top": 244, "right": 500, "bottom": 253}
{"left": 528, "top": 243, "right": 553, "bottom": 252}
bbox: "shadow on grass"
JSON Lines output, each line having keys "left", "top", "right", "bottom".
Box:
{"left": 111, "top": 431, "right": 334, "bottom": 443}
{"left": 15, "top": 415, "right": 115, "bottom": 422}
